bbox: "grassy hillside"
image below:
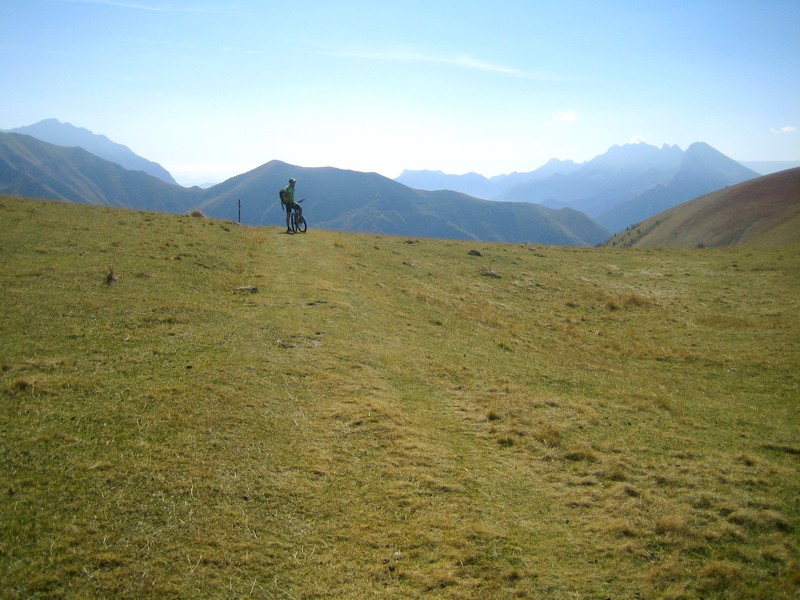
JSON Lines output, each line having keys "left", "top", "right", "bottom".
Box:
{"left": 607, "top": 167, "right": 800, "bottom": 249}
{"left": 2, "top": 196, "right": 798, "bottom": 599}
{"left": 0, "top": 133, "right": 198, "bottom": 214}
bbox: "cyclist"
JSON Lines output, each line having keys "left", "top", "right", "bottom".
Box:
{"left": 281, "top": 177, "right": 303, "bottom": 233}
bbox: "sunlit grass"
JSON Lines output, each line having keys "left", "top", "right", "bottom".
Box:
{"left": 1, "top": 196, "right": 799, "bottom": 598}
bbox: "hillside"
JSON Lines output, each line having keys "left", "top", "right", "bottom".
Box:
{"left": 5, "top": 118, "right": 178, "bottom": 185}
{"left": 0, "top": 132, "right": 197, "bottom": 213}
{"left": 2, "top": 197, "right": 798, "bottom": 598}
{"left": 606, "top": 167, "right": 800, "bottom": 248}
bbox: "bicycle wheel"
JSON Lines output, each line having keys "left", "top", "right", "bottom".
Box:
{"left": 295, "top": 215, "right": 307, "bottom": 233}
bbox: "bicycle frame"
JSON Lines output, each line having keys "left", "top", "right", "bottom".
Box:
{"left": 290, "top": 199, "right": 306, "bottom": 233}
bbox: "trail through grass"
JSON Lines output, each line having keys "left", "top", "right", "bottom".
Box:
{"left": 1, "top": 197, "right": 799, "bottom": 598}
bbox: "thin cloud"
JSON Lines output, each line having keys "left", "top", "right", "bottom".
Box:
{"left": 770, "top": 125, "right": 797, "bottom": 134}
{"left": 61, "top": 0, "right": 170, "bottom": 10}
{"left": 329, "top": 46, "right": 573, "bottom": 81}
{"left": 59, "top": 0, "right": 232, "bottom": 13}
{"left": 553, "top": 109, "right": 578, "bottom": 123}
{"left": 629, "top": 134, "right": 646, "bottom": 144}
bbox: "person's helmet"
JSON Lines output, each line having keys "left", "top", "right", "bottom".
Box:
{"left": 289, "top": 178, "right": 296, "bottom": 185}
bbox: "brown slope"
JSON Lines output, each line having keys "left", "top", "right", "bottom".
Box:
{"left": 605, "top": 167, "right": 800, "bottom": 248}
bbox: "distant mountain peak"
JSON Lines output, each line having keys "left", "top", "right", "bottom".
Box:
{"left": 542, "top": 157, "right": 578, "bottom": 167}
{"left": 14, "top": 118, "right": 117, "bottom": 146}
{"left": 6, "top": 118, "right": 177, "bottom": 185}
{"left": 398, "top": 168, "right": 446, "bottom": 177}
{"left": 678, "top": 142, "right": 758, "bottom": 177}
{"left": 684, "top": 141, "right": 727, "bottom": 159}
{"left": 578, "top": 142, "right": 684, "bottom": 177}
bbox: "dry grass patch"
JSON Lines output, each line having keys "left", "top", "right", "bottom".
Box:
{"left": 654, "top": 514, "right": 691, "bottom": 536}
{"left": 727, "top": 508, "right": 792, "bottom": 532}
{"left": 563, "top": 442, "right": 598, "bottom": 462}
{"left": 605, "top": 292, "right": 655, "bottom": 310}
{"left": 536, "top": 422, "right": 562, "bottom": 447}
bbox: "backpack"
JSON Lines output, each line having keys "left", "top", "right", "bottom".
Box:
{"left": 279, "top": 188, "right": 288, "bottom": 205}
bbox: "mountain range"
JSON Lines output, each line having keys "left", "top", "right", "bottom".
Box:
{"left": 0, "top": 131, "right": 608, "bottom": 246}
{"left": 397, "top": 142, "right": 760, "bottom": 232}
{"left": 3, "top": 118, "right": 796, "bottom": 246}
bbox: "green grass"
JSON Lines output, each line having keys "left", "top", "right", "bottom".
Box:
{"left": 1, "top": 196, "right": 799, "bottom": 598}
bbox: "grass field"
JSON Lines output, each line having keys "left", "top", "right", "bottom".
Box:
{"left": 1, "top": 196, "right": 798, "bottom": 598}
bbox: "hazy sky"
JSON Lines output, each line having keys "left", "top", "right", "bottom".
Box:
{"left": 2, "top": 0, "right": 799, "bottom": 185}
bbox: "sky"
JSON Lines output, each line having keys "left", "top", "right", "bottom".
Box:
{"left": 1, "top": 0, "right": 799, "bottom": 186}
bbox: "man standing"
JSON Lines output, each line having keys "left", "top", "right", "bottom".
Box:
{"left": 281, "top": 177, "right": 302, "bottom": 233}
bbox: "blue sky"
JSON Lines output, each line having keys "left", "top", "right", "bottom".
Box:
{"left": 2, "top": 0, "right": 799, "bottom": 185}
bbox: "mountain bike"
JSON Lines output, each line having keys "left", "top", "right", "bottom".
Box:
{"left": 290, "top": 199, "right": 307, "bottom": 233}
